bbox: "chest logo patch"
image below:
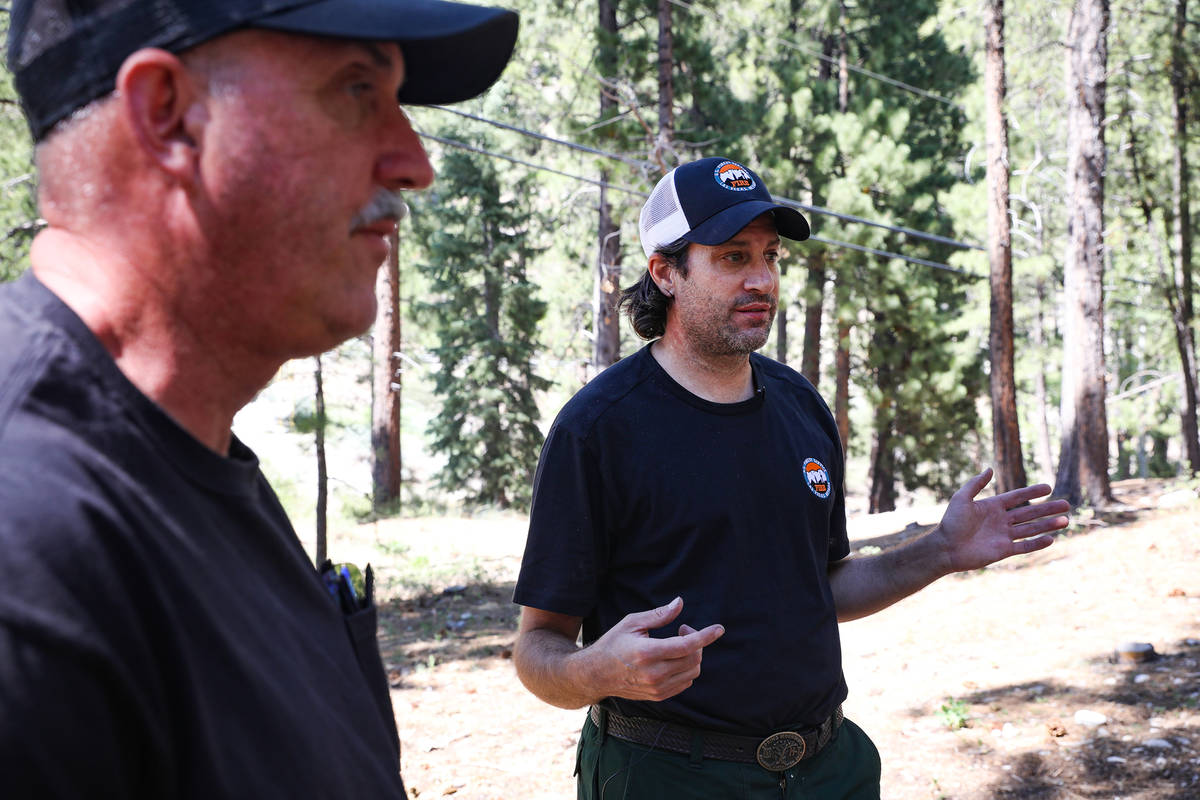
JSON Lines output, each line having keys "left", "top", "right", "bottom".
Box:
{"left": 803, "top": 458, "right": 832, "bottom": 499}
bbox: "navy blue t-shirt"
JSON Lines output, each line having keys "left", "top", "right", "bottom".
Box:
{"left": 514, "top": 345, "right": 849, "bottom": 736}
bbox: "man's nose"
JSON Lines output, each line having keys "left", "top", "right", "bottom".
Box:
{"left": 744, "top": 256, "right": 776, "bottom": 292}
{"left": 375, "top": 106, "right": 435, "bottom": 191}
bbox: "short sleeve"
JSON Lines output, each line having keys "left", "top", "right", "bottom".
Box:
{"left": 512, "top": 421, "right": 607, "bottom": 617}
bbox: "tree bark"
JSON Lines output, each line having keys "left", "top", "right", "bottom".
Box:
{"left": 1032, "top": 279, "right": 1056, "bottom": 483}
{"left": 776, "top": 263, "right": 789, "bottom": 364}
{"left": 594, "top": 0, "right": 622, "bottom": 371}
{"left": 984, "top": 0, "right": 1027, "bottom": 494}
{"left": 314, "top": 355, "right": 328, "bottom": 566}
{"left": 1054, "top": 0, "right": 1113, "bottom": 507}
{"left": 800, "top": 252, "right": 824, "bottom": 385}
{"left": 868, "top": 404, "right": 897, "bottom": 514}
{"left": 371, "top": 230, "right": 402, "bottom": 511}
{"left": 1171, "top": 0, "right": 1200, "bottom": 473}
{"left": 656, "top": 0, "right": 675, "bottom": 165}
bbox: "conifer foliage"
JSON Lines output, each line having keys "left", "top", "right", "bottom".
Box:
{"left": 410, "top": 135, "right": 550, "bottom": 510}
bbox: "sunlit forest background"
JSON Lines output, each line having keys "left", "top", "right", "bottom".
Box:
{"left": 2, "top": 0, "right": 1197, "bottom": 537}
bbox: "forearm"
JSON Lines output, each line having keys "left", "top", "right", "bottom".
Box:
{"left": 829, "top": 527, "right": 954, "bottom": 622}
{"left": 512, "top": 627, "right": 606, "bottom": 710}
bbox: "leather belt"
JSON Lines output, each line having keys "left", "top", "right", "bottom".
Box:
{"left": 588, "top": 704, "right": 844, "bottom": 772}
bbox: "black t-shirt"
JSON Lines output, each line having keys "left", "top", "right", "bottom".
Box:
{"left": 0, "top": 273, "right": 407, "bottom": 799}
{"left": 514, "top": 345, "right": 849, "bottom": 736}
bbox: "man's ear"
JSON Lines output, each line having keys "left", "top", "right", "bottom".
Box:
{"left": 115, "top": 48, "right": 205, "bottom": 181}
{"left": 647, "top": 253, "right": 675, "bottom": 297}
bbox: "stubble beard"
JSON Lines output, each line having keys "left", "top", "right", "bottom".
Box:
{"left": 679, "top": 295, "right": 778, "bottom": 357}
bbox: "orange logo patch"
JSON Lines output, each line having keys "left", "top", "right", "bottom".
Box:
{"left": 804, "top": 458, "right": 832, "bottom": 499}
{"left": 714, "top": 161, "right": 756, "bottom": 191}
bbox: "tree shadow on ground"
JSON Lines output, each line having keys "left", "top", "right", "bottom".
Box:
{"left": 917, "top": 638, "right": 1200, "bottom": 799}
{"left": 375, "top": 579, "right": 521, "bottom": 688}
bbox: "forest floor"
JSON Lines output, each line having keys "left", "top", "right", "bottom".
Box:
{"left": 328, "top": 478, "right": 1200, "bottom": 799}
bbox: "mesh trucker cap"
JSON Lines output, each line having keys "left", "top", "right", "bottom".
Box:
{"left": 7, "top": 0, "right": 520, "bottom": 141}
{"left": 638, "top": 157, "right": 810, "bottom": 258}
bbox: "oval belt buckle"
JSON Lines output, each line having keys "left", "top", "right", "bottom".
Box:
{"left": 756, "top": 731, "right": 806, "bottom": 771}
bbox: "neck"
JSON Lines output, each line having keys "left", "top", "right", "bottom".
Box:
{"left": 30, "top": 228, "right": 278, "bottom": 454}
{"left": 650, "top": 333, "right": 756, "bottom": 403}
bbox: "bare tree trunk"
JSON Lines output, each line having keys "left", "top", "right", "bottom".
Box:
{"left": 868, "top": 407, "right": 897, "bottom": 514}
{"left": 800, "top": 252, "right": 824, "bottom": 384}
{"left": 1054, "top": 0, "right": 1113, "bottom": 507}
{"left": 314, "top": 355, "right": 328, "bottom": 565}
{"left": 835, "top": 289, "right": 851, "bottom": 455}
{"left": 656, "top": 0, "right": 675, "bottom": 165}
{"left": 371, "top": 230, "right": 402, "bottom": 511}
{"left": 776, "top": 263, "right": 789, "bottom": 364}
{"left": 1171, "top": 0, "right": 1200, "bottom": 473}
{"left": 594, "top": 0, "right": 622, "bottom": 371}
{"left": 1032, "top": 280, "right": 1056, "bottom": 482}
{"left": 985, "top": 0, "right": 1027, "bottom": 493}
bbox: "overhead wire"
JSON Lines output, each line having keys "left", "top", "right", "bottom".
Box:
{"left": 417, "top": 130, "right": 984, "bottom": 279}
{"left": 424, "top": 106, "right": 985, "bottom": 254}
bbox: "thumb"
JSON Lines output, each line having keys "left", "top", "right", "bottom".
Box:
{"left": 621, "top": 596, "right": 684, "bottom": 633}
{"left": 956, "top": 467, "right": 993, "bottom": 501}
{"left": 678, "top": 623, "right": 697, "bottom": 636}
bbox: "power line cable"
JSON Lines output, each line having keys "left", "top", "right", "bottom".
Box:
{"left": 666, "top": 0, "right": 966, "bottom": 112}
{"left": 419, "top": 131, "right": 983, "bottom": 279}
{"left": 429, "top": 105, "right": 654, "bottom": 171}
{"left": 416, "top": 132, "right": 647, "bottom": 197}
{"left": 425, "top": 106, "right": 984, "bottom": 252}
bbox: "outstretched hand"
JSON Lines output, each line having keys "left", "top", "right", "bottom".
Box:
{"left": 586, "top": 597, "right": 724, "bottom": 703}
{"left": 933, "top": 468, "right": 1071, "bottom": 574}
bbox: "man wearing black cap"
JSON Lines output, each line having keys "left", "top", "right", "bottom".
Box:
{"left": 0, "top": 1, "right": 517, "bottom": 797}
{"left": 512, "top": 157, "right": 1069, "bottom": 798}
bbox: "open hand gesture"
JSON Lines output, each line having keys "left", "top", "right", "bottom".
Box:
{"left": 934, "top": 468, "right": 1071, "bottom": 574}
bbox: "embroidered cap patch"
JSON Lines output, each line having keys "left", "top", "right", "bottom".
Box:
{"left": 713, "top": 160, "right": 756, "bottom": 191}
{"left": 803, "top": 458, "right": 832, "bottom": 499}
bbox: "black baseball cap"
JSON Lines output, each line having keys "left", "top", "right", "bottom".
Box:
{"left": 7, "top": 0, "right": 520, "bottom": 141}
{"left": 638, "top": 157, "right": 810, "bottom": 258}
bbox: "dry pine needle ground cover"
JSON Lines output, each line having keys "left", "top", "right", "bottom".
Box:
{"left": 328, "top": 479, "right": 1199, "bottom": 799}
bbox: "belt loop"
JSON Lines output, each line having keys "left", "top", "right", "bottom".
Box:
{"left": 596, "top": 706, "right": 609, "bottom": 743}
{"left": 689, "top": 731, "right": 704, "bottom": 769}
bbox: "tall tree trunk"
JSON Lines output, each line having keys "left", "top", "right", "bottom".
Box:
{"left": 1054, "top": 0, "right": 1113, "bottom": 507}
{"left": 985, "top": 0, "right": 1027, "bottom": 493}
{"left": 595, "top": 180, "right": 622, "bottom": 370}
{"left": 829, "top": 1, "right": 852, "bottom": 451}
{"left": 656, "top": 0, "right": 675, "bottom": 165}
{"left": 314, "top": 355, "right": 328, "bottom": 566}
{"left": 1171, "top": 0, "right": 1200, "bottom": 473}
{"left": 868, "top": 404, "right": 897, "bottom": 514}
{"left": 776, "top": 263, "right": 789, "bottom": 364}
{"left": 1032, "top": 279, "right": 1056, "bottom": 482}
{"left": 594, "top": 0, "right": 622, "bottom": 371}
{"left": 800, "top": 252, "right": 824, "bottom": 384}
{"left": 371, "top": 230, "right": 402, "bottom": 511}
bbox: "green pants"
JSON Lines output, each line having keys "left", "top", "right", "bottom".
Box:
{"left": 575, "top": 713, "right": 881, "bottom": 800}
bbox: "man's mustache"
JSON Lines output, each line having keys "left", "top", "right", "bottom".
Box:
{"left": 350, "top": 190, "right": 409, "bottom": 232}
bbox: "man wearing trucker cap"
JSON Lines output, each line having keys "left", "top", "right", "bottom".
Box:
{"left": 0, "top": 1, "right": 516, "bottom": 796}
{"left": 512, "top": 157, "right": 1070, "bottom": 798}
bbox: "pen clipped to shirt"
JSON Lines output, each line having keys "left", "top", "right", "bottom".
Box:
{"left": 318, "top": 560, "right": 374, "bottom": 614}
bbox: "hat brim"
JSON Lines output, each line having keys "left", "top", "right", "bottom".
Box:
{"left": 684, "top": 201, "right": 811, "bottom": 247}
{"left": 253, "top": 0, "right": 519, "bottom": 104}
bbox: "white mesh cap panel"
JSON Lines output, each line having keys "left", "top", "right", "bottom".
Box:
{"left": 638, "top": 169, "right": 689, "bottom": 258}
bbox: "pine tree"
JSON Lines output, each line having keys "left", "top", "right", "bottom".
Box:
{"left": 411, "top": 134, "right": 550, "bottom": 510}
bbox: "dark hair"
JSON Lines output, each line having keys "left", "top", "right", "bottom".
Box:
{"left": 617, "top": 238, "right": 690, "bottom": 340}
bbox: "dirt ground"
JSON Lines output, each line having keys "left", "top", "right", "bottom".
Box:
{"left": 335, "top": 479, "right": 1200, "bottom": 799}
